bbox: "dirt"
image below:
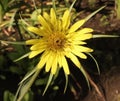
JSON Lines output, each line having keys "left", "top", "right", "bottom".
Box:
{"left": 82, "top": 67, "right": 120, "bottom": 101}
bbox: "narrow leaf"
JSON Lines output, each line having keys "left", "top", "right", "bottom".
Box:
{"left": 16, "top": 68, "right": 41, "bottom": 101}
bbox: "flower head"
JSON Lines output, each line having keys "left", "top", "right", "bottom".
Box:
{"left": 26, "top": 8, "right": 93, "bottom": 75}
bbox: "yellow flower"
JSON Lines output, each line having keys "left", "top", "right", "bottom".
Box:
{"left": 26, "top": 8, "right": 93, "bottom": 75}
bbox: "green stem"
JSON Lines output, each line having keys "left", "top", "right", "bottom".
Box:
{"left": 115, "top": 0, "right": 120, "bottom": 19}
{"left": 0, "top": 0, "right": 5, "bottom": 23}
{"left": 52, "top": 0, "right": 56, "bottom": 13}
{"left": 0, "top": 5, "right": 3, "bottom": 23}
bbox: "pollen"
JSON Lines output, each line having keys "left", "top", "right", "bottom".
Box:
{"left": 47, "top": 32, "right": 66, "bottom": 51}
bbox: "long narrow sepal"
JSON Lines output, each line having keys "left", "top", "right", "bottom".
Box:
{"left": 42, "top": 73, "right": 54, "bottom": 96}
{"left": 19, "top": 68, "right": 37, "bottom": 85}
{"left": 85, "top": 6, "right": 106, "bottom": 22}
{"left": 79, "top": 66, "right": 90, "bottom": 90}
{"left": 14, "top": 52, "right": 31, "bottom": 62}
{"left": 69, "top": 0, "right": 76, "bottom": 12}
{"left": 87, "top": 53, "right": 100, "bottom": 74}
{"left": 93, "top": 34, "right": 119, "bottom": 38}
{"left": 63, "top": 73, "right": 68, "bottom": 93}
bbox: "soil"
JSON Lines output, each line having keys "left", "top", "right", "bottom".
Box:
{"left": 82, "top": 67, "right": 120, "bottom": 101}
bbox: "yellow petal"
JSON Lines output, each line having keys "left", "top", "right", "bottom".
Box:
{"left": 38, "top": 15, "right": 51, "bottom": 32}
{"left": 50, "top": 8, "right": 56, "bottom": 25}
{"left": 74, "top": 45, "right": 93, "bottom": 52}
{"left": 62, "top": 10, "right": 70, "bottom": 30}
{"left": 26, "top": 39, "right": 40, "bottom": 45}
{"left": 66, "top": 52, "right": 81, "bottom": 68}
{"left": 72, "top": 49, "right": 87, "bottom": 59}
{"left": 37, "top": 51, "right": 50, "bottom": 69}
{"left": 30, "top": 42, "right": 46, "bottom": 50}
{"left": 43, "top": 12, "right": 50, "bottom": 21}
{"left": 62, "top": 56, "right": 70, "bottom": 75}
{"left": 51, "top": 54, "right": 58, "bottom": 74}
{"left": 45, "top": 52, "right": 54, "bottom": 72}
{"left": 73, "top": 41, "right": 87, "bottom": 45}
{"left": 75, "top": 34, "right": 93, "bottom": 40}
{"left": 39, "top": 27, "right": 51, "bottom": 36}
{"left": 68, "top": 19, "right": 85, "bottom": 33}
{"left": 27, "top": 27, "right": 42, "bottom": 36}
{"left": 57, "top": 52, "right": 63, "bottom": 68}
{"left": 77, "top": 28, "right": 93, "bottom": 34}
{"left": 77, "top": 52, "right": 87, "bottom": 59}
{"left": 57, "top": 19, "right": 62, "bottom": 31}
{"left": 29, "top": 49, "right": 45, "bottom": 58}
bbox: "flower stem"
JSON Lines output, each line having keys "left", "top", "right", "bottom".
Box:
{"left": 52, "top": 0, "right": 56, "bottom": 13}
{"left": 115, "top": 0, "right": 120, "bottom": 19}
{"left": 0, "top": 4, "right": 3, "bottom": 23}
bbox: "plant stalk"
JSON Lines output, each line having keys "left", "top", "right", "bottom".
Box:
{"left": 115, "top": 0, "right": 120, "bottom": 19}
{"left": 0, "top": 5, "right": 3, "bottom": 23}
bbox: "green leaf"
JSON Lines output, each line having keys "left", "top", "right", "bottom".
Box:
{"left": 31, "top": 9, "right": 41, "bottom": 21}
{"left": 35, "top": 78, "right": 48, "bottom": 86}
{"left": 4, "top": 91, "right": 14, "bottom": 101}
{"left": 0, "top": 21, "right": 9, "bottom": 28}
{"left": 23, "top": 90, "right": 34, "bottom": 101}
{"left": 7, "top": 9, "right": 18, "bottom": 29}
{"left": 9, "top": 66, "right": 23, "bottom": 75}
{"left": 14, "top": 67, "right": 41, "bottom": 101}
{"left": 6, "top": 44, "right": 27, "bottom": 61}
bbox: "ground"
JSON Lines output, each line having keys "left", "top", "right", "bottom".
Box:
{"left": 82, "top": 67, "right": 120, "bottom": 101}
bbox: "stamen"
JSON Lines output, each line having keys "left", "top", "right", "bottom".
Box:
{"left": 47, "top": 32, "right": 66, "bottom": 50}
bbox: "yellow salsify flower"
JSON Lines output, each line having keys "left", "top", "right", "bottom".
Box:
{"left": 14, "top": 6, "right": 111, "bottom": 101}
{"left": 26, "top": 8, "right": 93, "bottom": 75}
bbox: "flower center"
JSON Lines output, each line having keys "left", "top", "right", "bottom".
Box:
{"left": 47, "top": 33, "right": 66, "bottom": 51}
